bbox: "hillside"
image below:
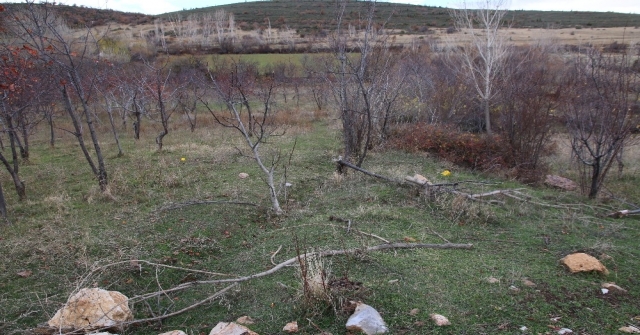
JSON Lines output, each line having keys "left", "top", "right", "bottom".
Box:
{"left": 4, "top": 0, "right": 640, "bottom": 32}
{"left": 164, "top": 0, "right": 640, "bottom": 32}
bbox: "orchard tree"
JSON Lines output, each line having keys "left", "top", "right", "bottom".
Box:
{"left": 201, "top": 59, "right": 286, "bottom": 215}
{"left": 5, "top": 1, "right": 111, "bottom": 192}
{"left": 327, "top": 0, "right": 406, "bottom": 167}
{"left": 563, "top": 48, "right": 639, "bottom": 198}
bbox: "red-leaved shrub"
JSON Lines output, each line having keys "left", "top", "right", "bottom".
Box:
{"left": 390, "top": 123, "right": 512, "bottom": 172}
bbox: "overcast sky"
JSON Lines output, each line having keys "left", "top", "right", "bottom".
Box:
{"left": 5, "top": 0, "right": 638, "bottom": 16}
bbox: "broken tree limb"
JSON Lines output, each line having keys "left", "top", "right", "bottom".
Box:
{"left": 608, "top": 208, "right": 640, "bottom": 218}
{"left": 169, "top": 242, "right": 473, "bottom": 289}
{"left": 157, "top": 199, "right": 260, "bottom": 212}
{"left": 336, "top": 159, "right": 399, "bottom": 183}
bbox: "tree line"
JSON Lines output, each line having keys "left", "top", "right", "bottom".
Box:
{"left": 0, "top": 0, "right": 638, "bottom": 220}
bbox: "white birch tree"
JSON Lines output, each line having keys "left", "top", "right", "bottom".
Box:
{"left": 449, "top": 0, "right": 510, "bottom": 136}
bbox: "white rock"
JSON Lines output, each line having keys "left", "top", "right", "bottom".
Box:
{"left": 238, "top": 173, "right": 249, "bottom": 179}
{"left": 601, "top": 282, "right": 627, "bottom": 293}
{"left": 158, "top": 331, "right": 187, "bottom": 335}
{"left": 283, "top": 321, "right": 298, "bottom": 333}
{"left": 209, "top": 322, "right": 258, "bottom": 335}
{"left": 236, "top": 316, "right": 255, "bottom": 325}
{"left": 430, "top": 314, "right": 451, "bottom": 326}
{"left": 345, "top": 302, "right": 388, "bottom": 334}
{"left": 557, "top": 328, "right": 573, "bottom": 334}
{"left": 47, "top": 288, "right": 133, "bottom": 332}
{"left": 601, "top": 288, "right": 609, "bottom": 294}
{"left": 619, "top": 326, "right": 640, "bottom": 333}
{"left": 519, "top": 326, "right": 528, "bottom": 331}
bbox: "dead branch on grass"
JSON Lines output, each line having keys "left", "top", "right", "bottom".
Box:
{"left": 338, "top": 159, "right": 599, "bottom": 210}
{"left": 37, "top": 240, "right": 471, "bottom": 335}
{"left": 157, "top": 199, "right": 260, "bottom": 212}
{"left": 607, "top": 208, "right": 640, "bottom": 218}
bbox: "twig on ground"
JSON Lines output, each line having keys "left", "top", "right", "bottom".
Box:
{"left": 157, "top": 200, "right": 259, "bottom": 212}
{"left": 271, "top": 245, "right": 283, "bottom": 265}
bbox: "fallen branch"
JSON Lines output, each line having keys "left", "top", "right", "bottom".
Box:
{"left": 157, "top": 199, "right": 259, "bottom": 212}
{"left": 336, "top": 159, "right": 399, "bottom": 183}
{"left": 608, "top": 208, "right": 640, "bottom": 218}
{"left": 167, "top": 242, "right": 473, "bottom": 289}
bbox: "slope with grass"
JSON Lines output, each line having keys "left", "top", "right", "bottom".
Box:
{"left": 0, "top": 109, "right": 638, "bottom": 334}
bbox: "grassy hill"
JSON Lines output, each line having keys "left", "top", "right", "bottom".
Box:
{"left": 163, "top": 0, "right": 640, "bottom": 32}
{"left": 4, "top": 1, "right": 640, "bottom": 33}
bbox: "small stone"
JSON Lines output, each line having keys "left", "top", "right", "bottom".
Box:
{"left": 487, "top": 277, "right": 500, "bottom": 284}
{"left": 601, "top": 282, "right": 627, "bottom": 294}
{"left": 557, "top": 328, "right": 573, "bottom": 334}
{"left": 522, "top": 279, "right": 536, "bottom": 287}
{"left": 520, "top": 326, "right": 528, "bottom": 331}
{"left": 413, "top": 174, "right": 428, "bottom": 184}
{"left": 429, "top": 314, "right": 451, "bottom": 326}
{"left": 409, "top": 308, "right": 420, "bottom": 316}
{"left": 345, "top": 302, "right": 388, "bottom": 334}
{"left": 209, "top": 322, "right": 258, "bottom": 335}
{"left": 236, "top": 316, "right": 255, "bottom": 325}
{"left": 509, "top": 285, "right": 520, "bottom": 292}
{"left": 601, "top": 288, "right": 609, "bottom": 294}
{"left": 158, "top": 331, "right": 187, "bottom": 335}
{"left": 283, "top": 321, "right": 298, "bottom": 333}
{"left": 16, "top": 270, "right": 32, "bottom": 278}
{"left": 238, "top": 173, "right": 249, "bottom": 179}
{"left": 561, "top": 253, "right": 609, "bottom": 275}
{"left": 619, "top": 326, "right": 640, "bottom": 333}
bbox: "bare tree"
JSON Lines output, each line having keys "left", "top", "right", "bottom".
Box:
{"left": 326, "top": 0, "right": 405, "bottom": 167}
{"left": 448, "top": 0, "right": 510, "bottom": 136}
{"left": 6, "top": 2, "right": 110, "bottom": 192}
{"left": 201, "top": 60, "right": 286, "bottom": 215}
{"left": 563, "top": 48, "right": 639, "bottom": 198}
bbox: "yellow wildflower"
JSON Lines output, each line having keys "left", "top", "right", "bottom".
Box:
{"left": 180, "top": 157, "right": 186, "bottom": 162}
{"left": 441, "top": 170, "right": 451, "bottom": 177}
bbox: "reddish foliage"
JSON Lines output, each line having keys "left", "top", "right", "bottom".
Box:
{"left": 390, "top": 123, "right": 512, "bottom": 172}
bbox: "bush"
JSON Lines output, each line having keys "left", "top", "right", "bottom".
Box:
{"left": 390, "top": 123, "right": 511, "bottom": 172}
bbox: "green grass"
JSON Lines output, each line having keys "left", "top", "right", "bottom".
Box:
{"left": 0, "top": 113, "right": 639, "bottom": 335}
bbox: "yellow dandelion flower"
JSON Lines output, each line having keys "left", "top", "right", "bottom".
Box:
{"left": 180, "top": 157, "right": 186, "bottom": 162}
{"left": 441, "top": 170, "right": 451, "bottom": 177}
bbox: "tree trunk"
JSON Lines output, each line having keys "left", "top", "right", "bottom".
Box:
{"left": 47, "top": 110, "right": 55, "bottom": 147}
{"left": 588, "top": 160, "right": 600, "bottom": 199}
{"left": 0, "top": 151, "right": 26, "bottom": 200}
{"left": 0, "top": 181, "right": 7, "bottom": 223}
{"left": 106, "top": 102, "right": 124, "bottom": 156}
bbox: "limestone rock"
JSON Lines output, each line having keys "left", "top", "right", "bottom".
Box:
{"left": 238, "top": 173, "right": 249, "bottom": 179}
{"left": 345, "top": 302, "right": 388, "bottom": 334}
{"left": 601, "top": 282, "right": 627, "bottom": 293}
{"left": 619, "top": 326, "right": 640, "bottom": 333}
{"left": 283, "top": 321, "right": 298, "bottom": 333}
{"left": 236, "top": 316, "right": 255, "bottom": 325}
{"left": 47, "top": 288, "right": 133, "bottom": 332}
{"left": 561, "top": 253, "right": 609, "bottom": 275}
{"left": 487, "top": 277, "right": 500, "bottom": 284}
{"left": 545, "top": 175, "right": 577, "bottom": 191}
{"left": 159, "top": 331, "right": 187, "bottom": 335}
{"left": 209, "top": 322, "right": 258, "bottom": 335}
{"left": 430, "top": 314, "right": 451, "bottom": 326}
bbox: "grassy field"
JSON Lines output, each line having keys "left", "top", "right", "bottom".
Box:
{"left": 0, "top": 100, "right": 639, "bottom": 335}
